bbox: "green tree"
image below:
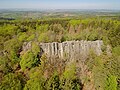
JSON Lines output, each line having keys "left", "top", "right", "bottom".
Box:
{"left": 47, "top": 72, "right": 60, "bottom": 90}
{"left": 60, "top": 62, "right": 82, "bottom": 90}
{"left": 20, "top": 51, "right": 39, "bottom": 70}
{"left": 0, "top": 73, "right": 22, "bottom": 90}
{"left": 24, "top": 67, "right": 45, "bottom": 90}
{"left": 0, "top": 56, "right": 11, "bottom": 74}
{"left": 105, "top": 75, "right": 117, "bottom": 90}
{"left": 38, "top": 32, "right": 49, "bottom": 42}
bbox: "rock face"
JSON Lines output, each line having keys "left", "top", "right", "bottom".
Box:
{"left": 21, "top": 40, "right": 103, "bottom": 61}
{"left": 22, "top": 41, "right": 32, "bottom": 52}
{"left": 39, "top": 40, "right": 103, "bottom": 61}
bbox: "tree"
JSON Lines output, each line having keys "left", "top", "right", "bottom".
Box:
{"left": 108, "top": 23, "right": 120, "bottom": 47}
{"left": 0, "top": 56, "right": 12, "bottom": 74}
{"left": 105, "top": 75, "right": 117, "bottom": 90}
{"left": 60, "top": 62, "right": 82, "bottom": 90}
{"left": 24, "top": 67, "right": 45, "bottom": 90}
{"left": 47, "top": 72, "right": 60, "bottom": 90}
{"left": 20, "top": 51, "right": 39, "bottom": 70}
{"left": 0, "top": 73, "right": 22, "bottom": 90}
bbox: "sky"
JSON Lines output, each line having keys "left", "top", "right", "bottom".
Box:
{"left": 0, "top": 0, "right": 120, "bottom": 10}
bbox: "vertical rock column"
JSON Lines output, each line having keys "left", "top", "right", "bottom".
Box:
{"left": 39, "top": 40, "right": 103, "bottom": 61}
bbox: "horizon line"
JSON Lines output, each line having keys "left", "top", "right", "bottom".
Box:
{"left": 0, "top": 8, "right": 120, "bottom": 10}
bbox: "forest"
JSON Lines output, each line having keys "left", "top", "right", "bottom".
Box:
{"left": 0, "top": 11, "right": 120, "bottom": 90}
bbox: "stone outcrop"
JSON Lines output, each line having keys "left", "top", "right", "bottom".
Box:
{"left": 39, "top": 40, "right": 103, "bottom": 61}
{"left": 21, "top": 40, "right": 103, "bottom": 61}
{"left": 22, "top": 41, "right": 32, "bottom": 52}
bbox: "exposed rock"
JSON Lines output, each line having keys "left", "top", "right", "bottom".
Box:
{"left": 20, "top": 41, "right": 32, "bottom": 55}
{"left": 21, "top": 40, "right": 103, "bottom": 61}
{"left": 39, "top": 40, "right": 103, "bottom": 61}
{"left": 106, "top": 45, "right": 112, "bottom": 56}
{"left": 22, "top": 41, "right": 32, "bottom": 52}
